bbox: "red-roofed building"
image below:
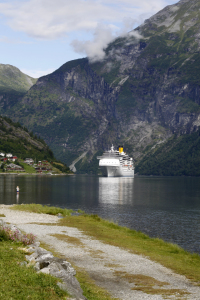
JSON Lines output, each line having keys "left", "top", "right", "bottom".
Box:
{"left": 9, "top": 156, "right": 18, "bottom": 162}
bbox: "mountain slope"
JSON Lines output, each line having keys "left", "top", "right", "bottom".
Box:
{"left": 2, "top": 58, "right": 119, "bottom": 167}
{"left": 2, "top": 0, "right": 200, "bottom": 174}
{"left": 0, "top": 64, "right": 37, "bottom": 93}
{"left": 0, "top": 64, "right": 37, "bottom": 115}
{"left": 135, "top": 129, "right": 200, "bottom": 176}
{"left": 0, "top": 115, "right": 54, "bottom": 161}
{"left": 0, "top": 115, "right": 72, "bottom": 173}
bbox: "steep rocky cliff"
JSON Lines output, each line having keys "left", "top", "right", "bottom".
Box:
{"left": 2, "top": 0, "right": 200, "bottom": 174}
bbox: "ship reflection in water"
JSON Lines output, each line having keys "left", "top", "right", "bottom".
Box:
{"left": 98, "top": 177, "right": 134, "bottom": 205}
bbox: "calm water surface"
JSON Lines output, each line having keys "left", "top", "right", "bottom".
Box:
{"left": 0, "top": 174, "right": 200, "bottom": 254}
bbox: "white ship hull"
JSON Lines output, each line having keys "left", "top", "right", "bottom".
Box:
{"left": 97, "top": 145, "right": 134, "bottom": 178}
{"left": 100, "top": 166, "right": 134, "bottom": 177}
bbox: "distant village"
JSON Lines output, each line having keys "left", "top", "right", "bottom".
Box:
{"left": 0, "top": 152, "right": 52, "bottom": 173}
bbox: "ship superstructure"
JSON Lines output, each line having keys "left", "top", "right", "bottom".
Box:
{"left": 97, "top": 145, "right": 134, "bottom": 177}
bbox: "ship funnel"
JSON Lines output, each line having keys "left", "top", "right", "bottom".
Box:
{"left": 118, "top": 145, "right": 123, "bottom": 153}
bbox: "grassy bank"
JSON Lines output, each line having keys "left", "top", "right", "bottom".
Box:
{"left": 11, "top": 203, "right": 73, "bottom": 216}
{"left": 61, "top": 214, "right": 200, "bottom": 284}
{"left": 11, "top": 204, "right": 200, "bottom": 286}
{"left": 0, "top": 240, "right": 68, "bottom": 299}
{"left": 18, "top": 161, "right": 36, "bottom": 173}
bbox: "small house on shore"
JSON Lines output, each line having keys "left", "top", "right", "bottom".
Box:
{"left": 24, "top": 158, "right": 34, "bottom": 164}
{"left": 6, "top": 163, "right": 24, "bottom": 171}
{"left": 9, "top": 156, "right": 18, "bottom": 162}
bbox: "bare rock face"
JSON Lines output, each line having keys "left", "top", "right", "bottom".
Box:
{"left": 25, "top": 243, "right": 87, "bottom": 300}
{"left": 2, "top": 0, "right": 200, "bottom": 173}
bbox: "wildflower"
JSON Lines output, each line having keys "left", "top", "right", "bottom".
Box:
{"left": 0, "top": 226, "right": 36, "bottom": 245}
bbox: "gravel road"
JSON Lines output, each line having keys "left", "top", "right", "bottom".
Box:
{"left": 1, "top": 205, "right": 200, "bottom": 300}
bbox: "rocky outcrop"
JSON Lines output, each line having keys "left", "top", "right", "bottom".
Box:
{"left": 25, "top": 244, "right": 86, "bottom": 300}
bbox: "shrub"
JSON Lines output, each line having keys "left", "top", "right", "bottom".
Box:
{"left": 0, "top": 226, "right": 36, "bottom": 245}
{"left": 0, "top": 229, "right": 9, "bottom": 241}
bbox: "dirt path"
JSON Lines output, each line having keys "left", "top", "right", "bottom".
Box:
{"left": 1, "top": 205, "right": 200, "bottom": 300}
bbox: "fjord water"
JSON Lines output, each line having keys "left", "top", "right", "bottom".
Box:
{"left": 0, "top": 175, "right": 200, "bottom": 254}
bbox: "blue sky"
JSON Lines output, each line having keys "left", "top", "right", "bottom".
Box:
{"left": 0, "top": 0, "right": 177, "bottom": 78}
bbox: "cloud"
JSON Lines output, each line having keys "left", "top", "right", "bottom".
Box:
{"left": 0, "top": 0, "right": 173, "bottom": 39}
{"left": 0, "top": 0, "right": 176, "bottom": 61}
{"left": 0, "top": 0, "right": 119, "bottom": 39}
{"left": 71, "top": 18, "right": 143, "bottom": 62}
{"left": 21, "top": 68, "right": 55, "bottom": 78}
{"left": 71, "top": 24, "right": 115, "bottom": 62}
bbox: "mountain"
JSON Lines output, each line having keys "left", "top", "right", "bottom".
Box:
{"left": 0, "top": 64, "right": 37, "bottom": 115}
{"left": 2, "top": 0, "right": 200, "bottom": 175}
{"left": 0, "top": 64, "right": 37, "bottom": 93}
{"left": 0, "top": 115, "right": 71, "bottom": 173}
{"left": 135, "top": 129, "right": 200, "bottom": 176}
{"left": 0, "top": 115, "right": 54, "bottom": 161}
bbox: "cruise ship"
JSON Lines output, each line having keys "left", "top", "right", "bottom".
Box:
{"left": 97, "top": 145, "right": 134, "bottom": 177}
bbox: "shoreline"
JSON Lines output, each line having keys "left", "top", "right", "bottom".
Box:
{"left": 0, "top": 172, "right": 74, "bottom": 176}
{"left": 1, "top": 204, "right": 200, "bottom": 300}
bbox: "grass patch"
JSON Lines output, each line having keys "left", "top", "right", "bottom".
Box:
{"left": 0, "top": 214, "right": 5, "bottom": 217}
{"left": 0, "top": 240, "right": 68, "bottom": 299}
{"left": 88, "top": 249, "right": 104, "bottom": 259}
{"left": 114, "top": 270, "right": 169, "bottom": 286}
{"left": 0, "top": 229, "right": 9, "bottom": 241}
{"left": 78, "top": 209, "right": 85, "bottom": 214}
{"left": 11, "top": 204, "right": 74, "bottom": 216}
{"left": 18, "top": 161, "right": 36, "bottom": 173}
{"left": 114, "top": 271, "right": 189, "bottom": 297}
{"left": 133, "top": 286, "right": 188, "bottom": 297}
{"left": 50, "top": 233, "right": 84, "bottom": 247}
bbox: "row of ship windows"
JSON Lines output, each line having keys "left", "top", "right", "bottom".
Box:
{"left": 101, "top": 162, "right": 132, "bottom": 167}
{"left": 101, "top": 161, "right": 132, "bottom": 164}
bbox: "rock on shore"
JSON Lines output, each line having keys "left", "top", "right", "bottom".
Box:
{"left": 0, "top": 218, "right": 86, "bottom": 300}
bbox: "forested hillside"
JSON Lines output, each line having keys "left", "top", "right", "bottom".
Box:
{"left": 136, "top": 129, "right": 200, "bottom": 176}
{"left": 0, "top": 115, "right": 71, "bottom": 174}
{"left": 0, "top": 116, "right": 54, "bottom": 161}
